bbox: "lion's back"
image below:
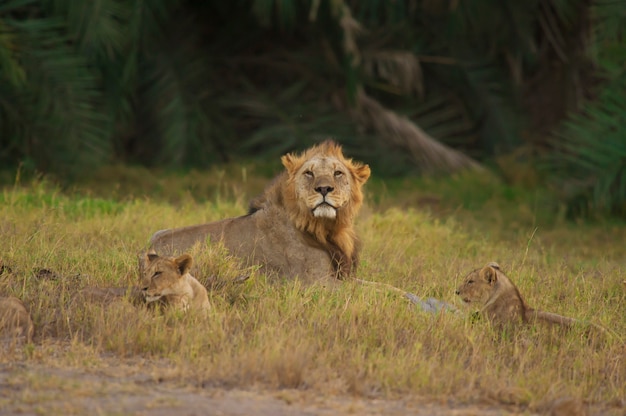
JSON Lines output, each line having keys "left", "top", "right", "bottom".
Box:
{"left": 222, "top": 204, "right": 335, "bottom": 282}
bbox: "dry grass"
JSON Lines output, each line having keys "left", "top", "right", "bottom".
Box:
{"left": 0, "top": 169, "right": 625, "bottom": 414}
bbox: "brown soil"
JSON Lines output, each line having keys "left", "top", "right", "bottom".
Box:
{"left": 1, "top": 342, "right": 618, "bottom": 416}
{"left": 0, "top": 353, "right": 610, "bottom": 416}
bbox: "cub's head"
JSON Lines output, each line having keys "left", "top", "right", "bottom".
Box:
{"left": 455, "top": 262, "right": 501, "bottom": 304}
{"left": 140, "top": 253, "right": 193, "bottom": 303}
{"left": 281, "top": 140, "right": 370, "bottom": 223}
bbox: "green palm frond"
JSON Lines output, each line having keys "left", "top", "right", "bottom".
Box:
{"left": 0, "top": 23, "right": 26, "bottom": 87}
{"left": 547, "top": 72, "right": 626, "bottom": 217}
{"left": 589, "top": 0, "right": 626, "bottom": 70}
{"left": 543, "top": 0, "right": 626, "bottom": 217}
{"left": 0, "top": 9, "right": 110, "bottom": 177}
{"left": 132, "top": 6, "right": 235, "bottom": 167}
{"left": 590, "top": 0, "right": 626, "bottom": 46}
{"left": 41, "top": 0, "right": 129, "bottom": 59}
{"left": 25, "top": 21, "right": 109, "bottom": 174}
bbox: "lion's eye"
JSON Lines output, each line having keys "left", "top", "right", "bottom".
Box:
{"left": 334, "top": 171, "right": 344, "bottom": 177}
{"left": 152, "top": 271, "right": 162, "bottom": 279}
{"left": 467, "top": 280, "right": 473, "bottom": 285}
{"left": 304, "top": 170, "right": 314, "bottom": 178}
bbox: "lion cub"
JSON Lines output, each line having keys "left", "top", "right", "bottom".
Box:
{"left": 0, "top": 296, "right": 34, "bottom": 342}
{"left": 456, "top": 262, "right": 576, "bottom": 328}
{"left": 141, "top": 252, "right": 210, "bottom": 313}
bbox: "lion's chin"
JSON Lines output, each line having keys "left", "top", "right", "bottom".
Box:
{"left": 144, "top": 294, "right": 162, "bottom": 303}
{"left": 312, "top": 204, "right": 337, "bottom": 219}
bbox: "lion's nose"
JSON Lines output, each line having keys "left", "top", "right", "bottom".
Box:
{"left": 315, "top": 186, "right": 334, "bottom": 196}
{"left": 455, "top": 290, "right": 460, "bottom": 295}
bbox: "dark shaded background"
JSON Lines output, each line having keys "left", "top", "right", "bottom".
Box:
{"left": 0, "top": 0, "right": 624, "bottom": 216}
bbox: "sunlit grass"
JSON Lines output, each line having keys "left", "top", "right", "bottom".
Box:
{"left": 0, "top": 170, "right": 624, "bottom": 413}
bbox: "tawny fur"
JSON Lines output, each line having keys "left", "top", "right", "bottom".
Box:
{"left": 141, "top": 253, "right": 210, "bottom": 313}
{"left": 0, "top": 296, "right": 34, "bottom": 342}
{"left": 149, "top": 140, "right": 370, "bottom": 281}
{"left": 456, "top": 262, "right": 577, "bottom": 328}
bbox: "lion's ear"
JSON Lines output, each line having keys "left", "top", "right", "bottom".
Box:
{"left": 281, "top": 153, "right": 301, "bottom": 174}
{"left": 174, "top": 254, "right": 193, "bottom": 275}
{"left": 352, "top": 163, "right": 371, "bottom": 184}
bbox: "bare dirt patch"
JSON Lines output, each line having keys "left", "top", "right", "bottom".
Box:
{"left": 0, "top": 353, "right": 542, "bottom": 416}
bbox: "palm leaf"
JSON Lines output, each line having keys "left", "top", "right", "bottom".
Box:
{"left": 1, "top": 11, "right": 109, "bottom": 176}
{"left": 0, "top": 21, "right": 27, "bottom": 87}
{"left": 542, "top": 0, "right": 626, "bottom": 217}
{"left": 134, "top": 7, "right": 234, "bottom": 167}
{"left": 547, "top": 73, "right": 626, "bottom": 216}
{"left": 41, "top": 0, "right": 129, "bottom": 59}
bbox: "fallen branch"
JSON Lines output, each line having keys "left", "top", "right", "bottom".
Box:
{"left": 351, "top": 88, "right": 483, "bottom": 174}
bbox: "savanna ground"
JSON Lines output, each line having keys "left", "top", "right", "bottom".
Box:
{"left": 0, "top": 165, "right": 625, "bottom": 415}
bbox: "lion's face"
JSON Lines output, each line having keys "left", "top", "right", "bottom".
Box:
{"left": 455, "top": 263, "right": 500, "bottom": 304}
{"left": 282, "top": 141, "right": 371, "bottom": 222}
{"left": 141, "top": 253, "right": 193, "bottom": 304}
{"left": 292, "top": 155, "right": 354, "bottom": 219}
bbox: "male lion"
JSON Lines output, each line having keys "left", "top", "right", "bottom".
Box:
{"left": 456, "top": 262, "right": 577, "bottom": 329}
{"left": 149, "top": 140, "right": 370, "bottom": 282}
{"left": 140, "top": 252, "right": 210, "bottom": 312}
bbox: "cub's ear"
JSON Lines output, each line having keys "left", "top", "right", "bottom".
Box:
{"left": 351, "top": 163, "right": 371, "bottom": 184}
{"left": 146, "top": 251, "right": 159, "bottom": 264}
{"left": 485, "top": 261, "right": 500, "bottom": 270}
{"left": 174, "top": 254, "right": 193, "bottom": 275}
{"left": 480, "top": 265, "right": 498, "bottom": 284}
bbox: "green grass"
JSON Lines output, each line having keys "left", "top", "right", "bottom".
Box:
{"left": 0, "top": 168, "right": 625, "bottom": 413}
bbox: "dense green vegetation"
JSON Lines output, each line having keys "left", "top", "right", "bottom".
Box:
{"left": 1, "top": 0, "right": 625, "bottom": 216}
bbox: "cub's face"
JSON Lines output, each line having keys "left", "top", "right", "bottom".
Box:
{"left": 293, "top": 155, "right": 354, "bottom": 219}
{"left": 455, "top": 265, "right": 499, "bottom": 304}
{"left": 141, "top": 253, "right": 192, "bottom": 303}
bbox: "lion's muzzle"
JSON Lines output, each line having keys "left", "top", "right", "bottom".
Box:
{"left": 142, "top": 288, "right": 162, "bottom": 303}
{"left": 312, "top": 201, "right": 337, "bottom": 219}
